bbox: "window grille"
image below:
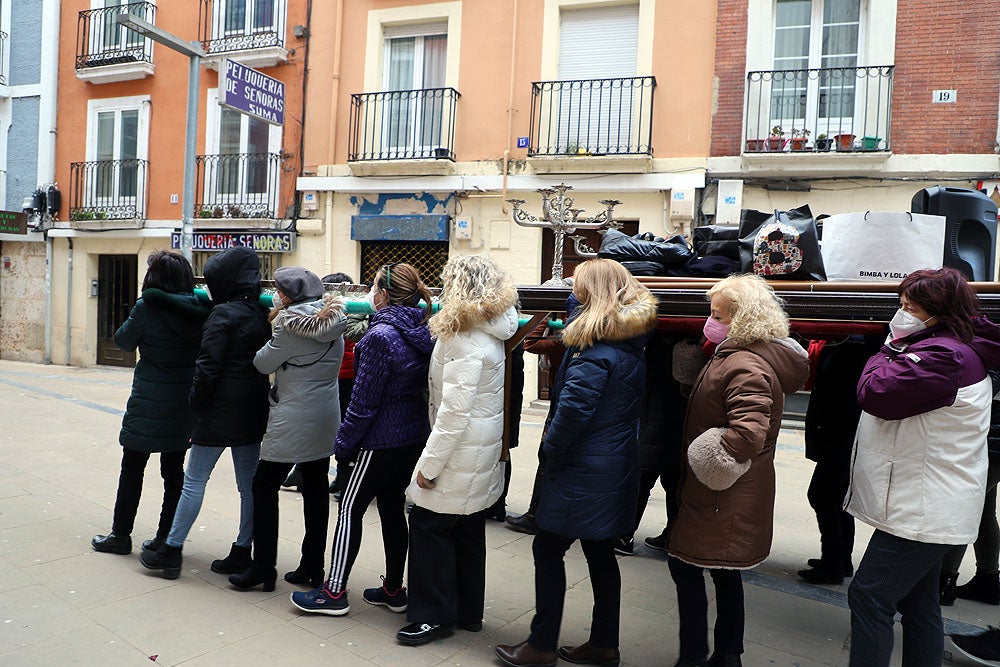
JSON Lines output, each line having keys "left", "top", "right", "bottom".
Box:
{"left": 360, "top": 241, "right": 449, "bottom": 288}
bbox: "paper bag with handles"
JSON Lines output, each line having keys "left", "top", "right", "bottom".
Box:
{"left": 820, "top": 211, "right": 945, "bottom": 281}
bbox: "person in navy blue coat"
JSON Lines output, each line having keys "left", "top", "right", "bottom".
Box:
{"left": 496, "top": 259, "right": 658, "bottom": 667}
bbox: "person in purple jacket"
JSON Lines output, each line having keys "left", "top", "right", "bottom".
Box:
{"left": 291, "top": 263, "right": 434, "bottom": 617}
{"left": 845, "top": 267, "right": 1000, "bottom": 667}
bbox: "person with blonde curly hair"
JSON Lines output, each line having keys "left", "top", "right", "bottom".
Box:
{"left": 496, "top": 258, "right": 658, "bottom": 667}
{"left": 666, "top": 274, "right": 809, "bottom": 667}
{"left": 397, "top": 253, "right": 520, "bottom": 646}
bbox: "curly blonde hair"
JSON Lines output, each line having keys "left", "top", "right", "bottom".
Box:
{"left": 707, "top": 274, "right": 789, "bottom": 345}
{"left": 562, "top": 259, "right": 658, "bottom": 349}
{"left": 429, "top": 254, "right": 518, "bottom": 340}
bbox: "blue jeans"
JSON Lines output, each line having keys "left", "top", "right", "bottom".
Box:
{"left": 848, "top": 529, "right": 951, "bottom": 667}
{"left": 166, "top": 444, "right": 259, "bottom": 549}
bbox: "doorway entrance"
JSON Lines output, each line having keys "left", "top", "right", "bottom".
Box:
{"left": 97, "top": 254, "right": 137, "bottom": 367}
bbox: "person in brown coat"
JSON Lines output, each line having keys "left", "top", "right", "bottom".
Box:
{"left": 667, "top": 274, "right": 809, "bottom": 667}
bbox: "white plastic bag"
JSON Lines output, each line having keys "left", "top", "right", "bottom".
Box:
{"left": 820, "top": 211, "right": 946, "bottom": 281}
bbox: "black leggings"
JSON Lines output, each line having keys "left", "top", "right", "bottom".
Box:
{"left": 251, "top": 457, "right": 330, "bottom": 571}
{"left": 112, "top": 448, "right": 186, "bottom": 539}
{"left": 528, "top": 530, "right": 621, "bottom": 651}
{"left": 668, "top": 556, "right": 745, "bottom": 660}
{"left": 326, "top": 446, "right": 421, "bottom": 592}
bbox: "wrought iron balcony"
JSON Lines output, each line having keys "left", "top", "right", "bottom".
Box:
{"left": 69, "top": 159, "right": 149, "bottom": 221}
{"left": 195, "top": 152, "right": 281, "bottom": 220}
{"left": 199, "top": 0, "right": 286, "bottom": 56}
{"left": 349, "top": 88, "right": 460, "bottom": 162}
{"left": 528, "top": 76, "right": 656, "bottom": 156}
{"left": 76, "top": 3, "right": 155, "bottom": 71}
{"left": 744, "top": 65, "right": 893, "bottom": 153}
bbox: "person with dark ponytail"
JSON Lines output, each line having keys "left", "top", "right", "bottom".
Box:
{"left": 292, "top": 262, "right": 434, "bottom": 616}
{"left": 92, "top": 251, "right": 210, "bottom": 555}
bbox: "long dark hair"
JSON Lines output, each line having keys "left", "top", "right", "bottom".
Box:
{"left": 898, "top": 267, "right": 980, "bottom": 342}
{"left": 142, "top": 251, "right": 195, "bottom": 293}
{"left": 373, "top": 262, "right": 433, "bottom": 322}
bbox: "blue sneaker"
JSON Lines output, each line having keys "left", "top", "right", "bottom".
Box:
{"left": 290, "top": 586, "right": 349, "bottom": 616}
{"left": 363, "top": 576, "right": 408, "bottom": 612}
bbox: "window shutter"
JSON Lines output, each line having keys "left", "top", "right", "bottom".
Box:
{"left": 558, "top": 4, "right": 639, "bottom": 80}
{"left": 383, "top": 21, "right": 448, "bottom": 40}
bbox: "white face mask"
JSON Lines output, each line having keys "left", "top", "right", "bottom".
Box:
{"left": 889, "top": 308, "right": 931, "bottom": 340}
{"left": 367, "top": 286, "right": 381, "bottom": 312}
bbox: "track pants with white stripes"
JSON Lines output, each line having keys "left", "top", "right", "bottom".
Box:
{"left": 326, "top": 445, "right": 422, "bottom": 593}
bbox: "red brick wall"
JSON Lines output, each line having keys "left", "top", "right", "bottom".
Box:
{"left": 710, "top": 0, "right": 749, "bottom": 157}
{"left": 893, "top": 1, "right": 1000, "bottom": 154}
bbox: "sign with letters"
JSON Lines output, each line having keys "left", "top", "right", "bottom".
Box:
{"left": 171, "top": 231, "right": 295, "bottom": 253}
{"left": 0, "top": 210, "right": 28, "bottom": 235}
{"left": 219, "top": 59, "right": 285, "bottom": 126}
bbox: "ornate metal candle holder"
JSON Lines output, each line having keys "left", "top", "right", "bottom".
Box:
{"left": 507, "top": 183, "right": 621, "bottom": 286}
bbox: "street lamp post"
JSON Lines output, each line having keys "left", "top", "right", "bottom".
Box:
{"left": 116, "top": 13, "right": 206, "bottom": 263}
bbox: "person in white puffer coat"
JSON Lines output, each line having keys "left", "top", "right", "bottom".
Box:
{"left": 397, "top": 254, "right": 519, "bottom": 647}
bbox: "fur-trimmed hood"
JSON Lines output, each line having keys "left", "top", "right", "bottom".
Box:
{"left": 430, "top": 286, "right": 519, "bottom": 340}
{"left": 603, "top": 290, "right": 659, "bottom": 342}
{"left": 273, "top": 293, "right": 346, "bottom": 342}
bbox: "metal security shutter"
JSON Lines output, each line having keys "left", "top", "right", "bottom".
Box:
{"left": 555, "top": 4, "right": 641, "bottom": 154}
{"left": 558, "top": 4, "right": 638, "bottom": 79}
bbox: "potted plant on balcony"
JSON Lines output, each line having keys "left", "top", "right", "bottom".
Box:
{"left": 835, "top": 133, "right": 856, "bottom": 151}
{"left": 746, "top": 138, "right": 765, "bottom": 152}
{"left": 212, "top": 206, "right": 225, "bottom": 218}
{"left": 226, "top": 204, "right": 243, "bottom": 219}
{"left": 767, "top": 125, "right": 786, "bottom": 151}
{"left": 198, "top": 208, "right": 214, "bottom": 218}
{"left": 861, "top": 136, "right": 883, "bottom": 151}
{"left": 790, "top": 128, "right": 811, "bottom": 151}
{"left": 815, "top": 133, "right": 833, "bottom": 151}
{"left": 95, "top": 211, "right": 109, "bottom": 220}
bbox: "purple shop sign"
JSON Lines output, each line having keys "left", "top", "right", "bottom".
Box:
{"left": 219, "top": 59, "right": 285, "bottom": 126}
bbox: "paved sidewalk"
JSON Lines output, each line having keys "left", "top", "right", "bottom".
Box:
{"left": 0, "top": 359, "right": 994, "bottom": 666}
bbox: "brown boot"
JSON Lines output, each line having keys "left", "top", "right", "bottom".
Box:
{"left": 558, "top": 641, "right": 621, "bottom": 666}
{"left": 495, "top": 640, "right": 558, "bottom": 667}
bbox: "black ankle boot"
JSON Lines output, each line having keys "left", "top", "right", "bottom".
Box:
{"left": 284, "top": 565, "right": 325, "bottom": 588}
{"left": 956, "top": 572, "right": 1000, "bottom": 605}
{"left": 92, "top": 533, "right": 132, "bottom": 554}
{"left": 139, "top": 543, "right": 183, "bottom": 579}
{"left": 229, "top": 564, "right": 277, "bottom": 592}
{"left": 211, "top": 543, "right": 252, "bottom": 574}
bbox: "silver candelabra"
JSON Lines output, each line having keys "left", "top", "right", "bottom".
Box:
{"left": 508, "top": 183, "right": 621, "bottom": 286}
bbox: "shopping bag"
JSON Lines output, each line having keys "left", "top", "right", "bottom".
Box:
{"left": 738, "top": 205, "right": 827, "bottom": 281}
{"left": 820, "top": 211, "right": 945, "bottom": 281}
{"left": 692, "top": 225, "right": 740, "bottom": 260}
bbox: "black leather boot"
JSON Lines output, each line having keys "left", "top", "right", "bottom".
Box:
{"left": 92, "top": 533, "right": 132, "bottom": 554}
{"left": 956, "top": 571, "right": 1000, "bottom": 605}
{"left": 139, "top": 543, "right": 182, "bottom": 579}
{"left": 229, "top": 564, "right": 277, "bottom": 592}
{"left": 211, "top": 543, "right": 252, "bottom": 574}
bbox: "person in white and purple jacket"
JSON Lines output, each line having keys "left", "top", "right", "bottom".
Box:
{"left": 845, "top": 267, "right": 1000, "bottom": 667}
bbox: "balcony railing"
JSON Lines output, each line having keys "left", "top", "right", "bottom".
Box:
{"left": 348, "top": 88, "right": 460, "bottom": 161}
{"left": 528, "top": 76, "right": 656, "bottom": 156}
{"left": 195, "top": 152, "right": 281, "bottom": 219}
{"left": 744, "top": 66, "right": 894, "bottom": 153}
{"left": 76, "top": 2, "right": 155, "bottom": 70}
{"left": 199, "top": 0, "right": 286, "bottom": 55}
{"left": 69, "top": 159, "right": 149, "bottom": 221}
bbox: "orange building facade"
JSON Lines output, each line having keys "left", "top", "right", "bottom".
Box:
{"left": 51, "top": 0, "right": 308, "bottom": 365}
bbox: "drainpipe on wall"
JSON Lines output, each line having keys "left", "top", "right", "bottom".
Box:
{"left": 324, "top": 0, "right": 344, "bottom": 276}
{"left": 65, "top": 238, "right": 72, "bottom": 366}
{"left": 500, "top": 0, "right": 519, "bottom": 213}
{"left": 44, "top": 234, "right": 52, "bottom": 364}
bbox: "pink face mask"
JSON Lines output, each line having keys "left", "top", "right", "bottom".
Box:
{"left": 703, "top": 317, "right": 730, "bottom": 344}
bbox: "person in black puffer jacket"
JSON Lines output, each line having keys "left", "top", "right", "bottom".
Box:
{"left": 140, "top": 246, "right": 271, "bottom": 579}
{"left": 92, "top": 251, "right": 210, "bottom": 556}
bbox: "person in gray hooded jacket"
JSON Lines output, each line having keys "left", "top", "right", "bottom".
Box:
{"left": 228, "top": 267, "right": 347, "bottom": 592}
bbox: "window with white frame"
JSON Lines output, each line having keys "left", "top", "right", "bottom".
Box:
{"left": 206, "top": 0, "right": 286, "bottom": 53}
{"left": 771, "top": 0, "right": 861, "bottom": 136}
{"left": 84, "top": 96, "right": 150, "bottom": 216}
{"left": 204, "top": 89, "right": 282, "bottom": 217}
{"left": 90, "top": 0, "right": 147, "bottom": 58}
{"left": 381, "top": 23, "right": 447, "bottom": 152}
